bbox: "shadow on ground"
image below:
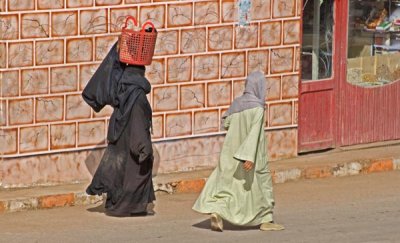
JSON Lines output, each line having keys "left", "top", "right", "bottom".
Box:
{"left": 192, "top": 219, "right": 259, "bottom": 231}
{"left": 86, "top": 201, "right": 106, "bottom": 214}
{"left": 86, "top": 201, "right": 157, "bottom": 217}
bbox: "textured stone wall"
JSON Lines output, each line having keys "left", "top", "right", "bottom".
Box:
{"left": 0, "top": 0, "right": 300, "bottom": 187}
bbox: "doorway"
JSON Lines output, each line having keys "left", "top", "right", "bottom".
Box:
{"left": 299, "top": 0, "right": 400, "bottom": 152}
{"left": 298, "top": 0, "right": 338, "bottom": 152}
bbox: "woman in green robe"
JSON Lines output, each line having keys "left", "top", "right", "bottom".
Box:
{"left": 192, "top": 71, "right": 284, "bottom": 232}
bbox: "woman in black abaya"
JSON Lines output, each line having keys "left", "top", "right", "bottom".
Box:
{"left": 82, "top": 42, "right": 155, "bottom": 217}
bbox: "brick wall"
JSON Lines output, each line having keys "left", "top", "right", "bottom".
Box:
{"left": 0, "top": 0, "right": 300, "bottom": 187}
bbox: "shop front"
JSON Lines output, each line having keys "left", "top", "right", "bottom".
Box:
{"left": 299, "top": 0, "right": 400, "bottom": 152}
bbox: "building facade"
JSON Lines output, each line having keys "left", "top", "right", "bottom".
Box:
{"left": 2, "top": 0, "right": 399, "bottom": 189}
{"left": 0, "top": 0, "right": 300, "bottom": 188}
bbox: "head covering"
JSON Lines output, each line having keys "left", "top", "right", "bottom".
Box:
{"left": 82, "top": 42, "right": 151, "bottom": 143}
{"left": 222, "top": 71, "right": 266, "bottom": 122}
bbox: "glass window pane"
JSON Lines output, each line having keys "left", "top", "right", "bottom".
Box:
{"left": 347, "top": 0, "right": 400, "bottom": 87}
{"left": 301, "top": 0, "right": 334, "bottom": 81}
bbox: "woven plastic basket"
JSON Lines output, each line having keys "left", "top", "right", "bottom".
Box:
{"left": 119, "top": 16, "right": 157, "bottom": 66}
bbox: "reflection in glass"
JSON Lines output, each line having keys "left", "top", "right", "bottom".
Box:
{"left": 347, "top": 0, "right": 400, "bottom": 87}
{"left": 301, "top": 0, "right": 334, "bottom": 81}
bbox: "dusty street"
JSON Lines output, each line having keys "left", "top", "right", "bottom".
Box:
{"left": 1, "top": 171, "right": 399, "bottom": 243}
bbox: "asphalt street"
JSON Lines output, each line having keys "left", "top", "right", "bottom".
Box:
{"left": 0, "top": 171, "right": 399, "bottom": 243}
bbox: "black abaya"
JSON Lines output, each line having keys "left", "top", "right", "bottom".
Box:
{"left": 83, "top": 43, "right": 155, "bottom": 216}
{"left": 87, "top": 92, "right": 155, "bottom": 216}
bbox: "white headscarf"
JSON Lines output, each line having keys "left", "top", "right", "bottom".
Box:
{"left": 222, "top": 71, "right": 266, "bottom": 123}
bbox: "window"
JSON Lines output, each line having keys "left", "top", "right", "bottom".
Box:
{"left": 347, "top": 0, "right": 400, "bottom": 87}
{"left": 301, "top": 0, "right": 334, "bottom": 81}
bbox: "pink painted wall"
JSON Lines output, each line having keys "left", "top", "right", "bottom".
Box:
{"left": 0, "top": 0, "right": 300, "bottom": 187}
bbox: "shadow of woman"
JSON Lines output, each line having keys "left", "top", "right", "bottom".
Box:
{"left": 151, "top": 144, "right": 161, "bottom": 177}
{"left": 84, "top": 143, "right": 161, "bottom": 177}
{"left": 87, "top": 200, "right": 106, "bottom": 214}
{"left": 84, "top": 146, "right": 105, "bottom": 177}
{"left": 192, "top": 219, "right": 259, "bottom": 231}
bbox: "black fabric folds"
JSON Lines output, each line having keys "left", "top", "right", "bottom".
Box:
{"left": 82, "top": 42, "right": 151, "bottom": 143}
{"left": 83, "top": 42, "right": 155, "bottom": 216}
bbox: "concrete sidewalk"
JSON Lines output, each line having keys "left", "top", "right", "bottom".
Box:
{"left": 1, "top": 142, "right": 400, "bottom": 214}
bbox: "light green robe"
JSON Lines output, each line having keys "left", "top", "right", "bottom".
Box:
{"left": 192, "top": 107, "right": 274, "bottom": 226}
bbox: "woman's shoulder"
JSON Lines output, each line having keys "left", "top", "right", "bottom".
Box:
{"left": 241, "top": 106, "right": 264, "bottom": 115}
{"left": 228, "top": 106, "right": 264, "bottom": 118}
{"left": 226, "top": 107, "right": 264, "bottom": 123}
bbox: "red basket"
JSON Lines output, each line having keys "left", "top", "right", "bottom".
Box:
{"left": 119, "top": 16, "right": 157, "bottom": 66}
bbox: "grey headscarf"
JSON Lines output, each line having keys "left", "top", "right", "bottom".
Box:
{"left": 222, "top": 71, "right": 266, "bottom": 125}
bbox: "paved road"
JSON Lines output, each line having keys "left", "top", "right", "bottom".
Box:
{"left": 1, "top": 171, "right": 399, "bottom": 243}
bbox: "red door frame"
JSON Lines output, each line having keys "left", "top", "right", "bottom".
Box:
{"left": 336, "top": 0, "right": 350, "bottom": 146}
{"left": 298, "top": 0, "right": 341, "bottom": 152}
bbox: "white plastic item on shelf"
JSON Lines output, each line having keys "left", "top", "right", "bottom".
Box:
{"left": 389, "top": 6, "right": 400, "bottom": 21}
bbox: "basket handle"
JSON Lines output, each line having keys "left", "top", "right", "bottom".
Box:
{"left": 141, "top": 21, "right": 156, "bottom": 32}
{"left": 122, "top": 16, "right": 138, "bottom": 30}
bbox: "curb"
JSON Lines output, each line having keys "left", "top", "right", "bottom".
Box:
{"left": 275, "top": 158, "right": 395, "bottom": 183}
{"left": 158, "top": 157, "right": 400, "bottom": 194}
{"left": 0, "top": 193, "right": 104, "bottom": 214}
{"left": 0, "top": 157, "right": 399, "bottom": 214}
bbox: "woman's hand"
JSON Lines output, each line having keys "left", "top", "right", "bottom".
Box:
{"left": 243, "top": 161, "right": 254, "bottom": 171}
